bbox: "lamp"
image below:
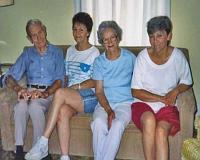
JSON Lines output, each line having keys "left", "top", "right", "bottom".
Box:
{"left": 0, "top": 0, "right": 14, "bottom": 7}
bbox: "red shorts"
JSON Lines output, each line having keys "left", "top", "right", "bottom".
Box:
{"left": 131, "top": 102, "right": 180, "bottom": 136}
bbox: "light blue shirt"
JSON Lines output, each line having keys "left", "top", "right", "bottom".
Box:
{"left": 5, "top": 43, "right": 65, "bottom": 86}
{"left": 92, "top": 48, "right": 136, "bottom": 103}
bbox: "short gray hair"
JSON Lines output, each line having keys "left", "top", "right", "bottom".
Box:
{"left": 97, "top": 21, "right": 122, "bottom": 45}
{"left": 26, "top": 19, "right": 46, "bottom": 37}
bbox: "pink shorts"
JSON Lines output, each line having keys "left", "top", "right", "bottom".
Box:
{"left": 131, "top": 102, "right": 180, "bottom": 136}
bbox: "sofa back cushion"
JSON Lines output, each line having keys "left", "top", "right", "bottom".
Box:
{"left": 57, "top": 45, "right": 190, "bottom": 61}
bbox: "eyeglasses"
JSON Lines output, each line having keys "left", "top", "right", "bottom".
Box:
{"left": 30, "top": 30, "right": 45, "bottom": 40}
{"left": 103, "top": 35, "right": 117, "bottom": 44}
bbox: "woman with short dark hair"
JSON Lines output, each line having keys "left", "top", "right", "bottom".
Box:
{"left": 131, "top": 16, "right": 193, "bottom": 160}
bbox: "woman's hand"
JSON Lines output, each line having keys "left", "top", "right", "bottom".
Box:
{"left": 107, "top": 109, "right": 115, "bottom": 130}
{"left": 163, "top": 89, "right": 179, "bottom": 105}
{"left": 70, "top": 84, "right": 79, "bottom": 90}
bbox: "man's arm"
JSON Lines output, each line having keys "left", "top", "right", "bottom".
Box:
{"left": 5, "top": 75, "right": 31, "bottom": 100}
{"left": 5, "top": 75, "right": 23, "bottom": 92}
{"left": 44, "top": 79, "right": 62, "bottom": 96}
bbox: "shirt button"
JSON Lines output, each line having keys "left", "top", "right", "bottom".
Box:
{"left": 41, "top": 68, "right": 44, "bottom": 71}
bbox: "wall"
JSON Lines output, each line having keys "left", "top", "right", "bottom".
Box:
{"left": 0, "top": 0, "right": 74, "bottom": 62}
{"left": 0, "top": 0, "right": 200, "bottom": 112}
{"left": 171, "top": 0, "right": 200, "bottom": 114}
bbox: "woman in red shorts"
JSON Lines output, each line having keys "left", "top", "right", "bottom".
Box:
{"left": 131, "top": 16, "right": 193, "bottom": 160}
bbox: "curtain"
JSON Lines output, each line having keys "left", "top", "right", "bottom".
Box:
{"left": 74, "top": 0, "right": 170, "bottom": 46}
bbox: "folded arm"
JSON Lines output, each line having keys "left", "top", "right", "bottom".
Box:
{"left": 164, "top": 83, "right": 192, "bottom": 105}
{"left": 132, "top": 88, "right": 164, "bottom": 103}
{"left": 132, "top": 83, "right": 192, "bottom": 105}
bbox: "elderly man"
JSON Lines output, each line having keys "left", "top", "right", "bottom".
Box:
{"left": 4, "top": 19, "right": 65, "bottom": 160}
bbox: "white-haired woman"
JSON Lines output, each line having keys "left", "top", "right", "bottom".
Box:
{"left": 91, "top": 21, "right": 136, "bottom": 160}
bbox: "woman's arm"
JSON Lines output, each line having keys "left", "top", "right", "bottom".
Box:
{"left": 79, "top": 79, "right": 95, "bottom": 89}
{"left": 70, "top": 79, "right": 95, "bottom": 90}
{"left": 174, "top": 83, "right": 192, "bottom": 94}
{"left": 132, "top": 89, "right": 164, "bottom": 103}
{"left": 132, "top": 83, "right": 192, "bottom": 105}
{"left": 164, "top": 83, "right": 192, "bottom": 105}
{"left": 95, "top": 80, "right": 115, "bottom": 129}
{"left": 96, "top": 80, "right": 112, "bottom": 113}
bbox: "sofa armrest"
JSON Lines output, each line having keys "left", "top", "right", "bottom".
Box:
{"left": 0, "top": 87, "right": 18, "bottom": 150}
{"left": 0, "top": 74, "right": 27, "bottom": 109}
{"left": 0, "top": 87, "right": 18, "bottom": 106}
{"left": 177, "top": 88, "right": 196, "bottom": 140}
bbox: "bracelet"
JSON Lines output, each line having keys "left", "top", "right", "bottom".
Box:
{"left": 78, "top": 83, "right": 81, "bottom": 90}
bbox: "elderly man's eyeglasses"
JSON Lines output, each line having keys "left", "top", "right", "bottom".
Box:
{"left": 30, "top": 30, "right": 45, "bottom": 40}
{"left": 103, "top": 35, "right": 117, "bottom": 44}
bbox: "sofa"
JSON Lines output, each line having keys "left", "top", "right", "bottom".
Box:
{"left": 0, "top": 45, "right": 197, "bottom": 160}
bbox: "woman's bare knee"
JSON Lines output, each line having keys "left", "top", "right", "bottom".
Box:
{"left": 54, "top": 88, "right": 67, "bottom": 99}
{"left": 141, "top": 112, "right": 156, "bottom": 130}
{"left": 156, "top": 121, "right": 171, "bottom": 138}
{"left": 57, "top": 105, "right": 76, "bottom": 122}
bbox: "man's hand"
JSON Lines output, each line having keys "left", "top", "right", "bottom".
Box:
{"left": 30, "top": 90, "right": 42, "bottom": 99}
{"left": 41, "top": 90, "right": 49, "bottom": 99}
{"left": 30, "top": 90, "right": 49, "bottom": 99}
{"left": 18, "top": 88, "right": 31, "bottom": 101}
{"left": 107, "top": 109, "right": 115, "bottom": 130}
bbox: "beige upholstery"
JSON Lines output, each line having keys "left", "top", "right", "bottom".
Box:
{"left": 0, "top": 45, "right": 196, "bottom": 160}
